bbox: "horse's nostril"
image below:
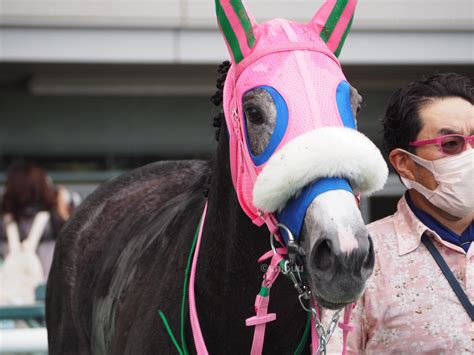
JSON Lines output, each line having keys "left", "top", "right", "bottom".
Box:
{"left": 313, "top": 239, "right": 334, "bottom": 272}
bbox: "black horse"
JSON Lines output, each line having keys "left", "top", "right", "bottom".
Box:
{"left": 46, "top": 1, "right": 388, "bottom": 353}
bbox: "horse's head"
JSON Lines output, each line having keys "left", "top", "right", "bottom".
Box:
{"left": 216, "top": 0, "right": 388, "bottom": 309}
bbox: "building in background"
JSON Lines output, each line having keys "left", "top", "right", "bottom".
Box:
{"left": 0, "top": 0, "right": 473, "bottom": 221}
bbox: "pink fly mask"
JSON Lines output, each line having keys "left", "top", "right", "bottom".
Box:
{"left": 217, "top": 0, "right": 388, "bottom": 241}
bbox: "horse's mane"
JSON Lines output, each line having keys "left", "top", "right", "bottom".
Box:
{"left": 202, "top": 61, "right": 231, "bottom": 198}
{"left": 210, "top": 61, "right": 231, "bottom": 141}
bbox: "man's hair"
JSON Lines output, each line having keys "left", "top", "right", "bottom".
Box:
{"left": 381, "top": 72, "right": 473, "bottom": 155}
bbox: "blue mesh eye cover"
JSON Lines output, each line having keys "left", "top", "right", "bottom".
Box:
{"left": 277, "top": 80, "right": 357, "bottom": 243}
{"left": 243, "top": 86, "right": 289, "bottom": 166}
{"left": 336, "top": 80, "right": 356, "bottom": 129}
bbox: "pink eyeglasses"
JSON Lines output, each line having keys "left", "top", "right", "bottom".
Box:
{"left": 409, "top": 134, "right": 474, "bottom": 155}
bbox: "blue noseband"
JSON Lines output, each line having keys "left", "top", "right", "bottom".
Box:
{"left": 277, "top": 178, "right": 352, "bottom": 243}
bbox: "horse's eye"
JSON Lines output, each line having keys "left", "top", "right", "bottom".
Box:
{"left": 356, "top": 104, "right": 361, "bottom": 116}
{"left": 245, "top": 106, "right": 265, "bottom": 125}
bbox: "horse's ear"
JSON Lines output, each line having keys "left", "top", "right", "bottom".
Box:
{"left": 215, "top": 0, "right": 257, "bottom": 64}
{"left": 310, "top": 0, "right": 357, "bottom": 57}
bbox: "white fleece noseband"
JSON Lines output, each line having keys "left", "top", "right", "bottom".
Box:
{"left": 253, "top": 127, "right": 388, "bottom": 213}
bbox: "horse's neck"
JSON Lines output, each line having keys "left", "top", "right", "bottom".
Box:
{"left": 194, "top": 138, "right": 306, "bottom": 351}
{"left": 197, "top": 138, "right": 268, "bottom": 294}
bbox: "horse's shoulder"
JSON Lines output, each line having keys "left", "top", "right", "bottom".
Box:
{"left": 68, "top": 160, "right": 207, "bottom": 227}
{"left": 94, "top": 159, "right": 209, "bottom": 205}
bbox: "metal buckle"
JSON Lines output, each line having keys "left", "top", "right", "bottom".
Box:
{"left": 269, "top": 223, "right": 310, "bottom": 312}
{"left": 270, "top": 223, "right": 305, "bottom": 258}
{"left": 269, "top": 223, "right": 292, "bottom": 255}
{"left": 269, "top": 231, "right": 279, "bottom": 255}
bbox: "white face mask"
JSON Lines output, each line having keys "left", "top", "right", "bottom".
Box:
{"left": 400, "top": 149, "right": 474, "bottom": 218}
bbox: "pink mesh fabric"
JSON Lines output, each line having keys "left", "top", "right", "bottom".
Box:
{"left": 223, "top": 20, "right": 349, "bottom": 225}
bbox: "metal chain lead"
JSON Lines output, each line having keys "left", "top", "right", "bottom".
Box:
{"left": 312, "top": 308, "right": 342, "bottom": 354}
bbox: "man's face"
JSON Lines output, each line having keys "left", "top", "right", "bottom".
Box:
{"left": 411, "top": 97, "right": 474, "bottom": 190}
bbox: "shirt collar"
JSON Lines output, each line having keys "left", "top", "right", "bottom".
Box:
{"left": 393, "top": 194, "right": 430, "bottom": 256}
{"left": 405, "top": 192, "right": 473, "bottom": 252}
{"left": 393, "top": 194, "right": 470, "bottom": 256}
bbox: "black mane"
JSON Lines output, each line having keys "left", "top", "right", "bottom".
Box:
{"left": 210, "top": 61, "right": 231, "bottom": 141}
{"left": 203, "top": 61, "right": 231, "bottom": 198}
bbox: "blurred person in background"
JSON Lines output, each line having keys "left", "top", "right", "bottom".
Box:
{"left": 0, "top": 162, "right": 76, "bottom": 304}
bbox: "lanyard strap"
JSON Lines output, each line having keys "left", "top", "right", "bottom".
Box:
{"left": 421, "top": 233, "right": 474, "bottom": 321}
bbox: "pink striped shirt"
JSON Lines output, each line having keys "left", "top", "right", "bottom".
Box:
{"left": 330, "top": 195, "right": 473, "bottom": 354}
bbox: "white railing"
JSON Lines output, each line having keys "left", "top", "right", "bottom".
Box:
{"left": 0, "top": 328, "right": 48, "bottom": 354}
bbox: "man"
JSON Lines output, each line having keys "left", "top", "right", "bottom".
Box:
{"left": 344, "top": 73, "right": 473, "bottom": 353}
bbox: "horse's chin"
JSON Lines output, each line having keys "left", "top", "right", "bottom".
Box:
{"left": 310, "top": 282, "right": 363, "bottom": 310}
{"left": 313, "top": 295, "right": 352, "bottom": 310}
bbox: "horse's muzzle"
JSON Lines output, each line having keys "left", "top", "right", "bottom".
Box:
{"left": 308, "top": 234, "right": 375, "bottom": 309}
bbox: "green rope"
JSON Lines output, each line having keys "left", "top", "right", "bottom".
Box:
{"left": 158, "top": 310, "right": 185, "bottom": 355}
{"left": 259, "top": 286, "right": 270, "bottom": 297}
{"left": 294, "top": 311, "right": 312, "bottom": 354}
{"left": 180, "top": 220, "right": 202, "bottom": 355}
{"left": 277, "top": 260, "right": 313, "bottom": 353}
{"left": 159, "top": 216, "right": 202, "bottom": 354}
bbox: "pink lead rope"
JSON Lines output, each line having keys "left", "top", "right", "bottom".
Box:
{"left": 246, "top": 249, "right": 286, "bottom": 354}
{"left": 188, "top": 202, "right": 355, "bottom": 354}
{"left": 188, "top": 202, "right": 209, "bottom": 355}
